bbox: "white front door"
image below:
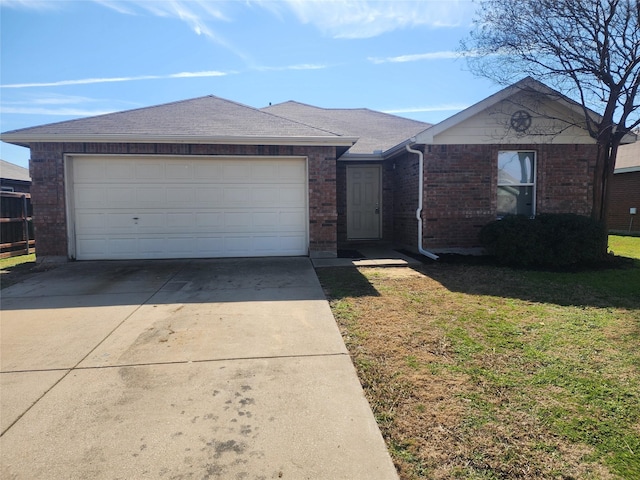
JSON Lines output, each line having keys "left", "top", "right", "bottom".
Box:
{"left": 68, "top": 155, "right": 308, "bottom": 260}
{"left": 346, "top": 165, "right": 381, "bottom": 240}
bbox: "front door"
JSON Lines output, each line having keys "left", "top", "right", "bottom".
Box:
{"left": 347, "top": 165, "right": 381, "bottom": 239}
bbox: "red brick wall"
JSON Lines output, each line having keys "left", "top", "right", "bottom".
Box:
{"left": 392, "top": 151, "right": 420, "bottom": 251}
{"left": 395, "top": 143, "right": 599, "bottom": 251}
{"left": 336, "top": 162, "right": 348, "bottom": 244}
{"left": 28, "top": 143, "right": 337, "bottom": 259}
{"left": 608, "top": 171, "right": 640, "bottom": 233}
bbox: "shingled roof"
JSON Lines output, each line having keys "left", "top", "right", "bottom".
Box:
{"left": 0, "top": 96, "right": 357, "bottom": 148}
{"left": 0, "top": 159, "right": 30, "bottom": 182}
{"left": 262, "top": 101, "right": 431, "bottom": 155}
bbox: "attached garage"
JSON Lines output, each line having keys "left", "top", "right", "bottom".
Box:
{"left": 0, "top": 95, "right": 356, "bottom": 261}
{"left": 67, "top": 155, "right": 308, "bottom": 260}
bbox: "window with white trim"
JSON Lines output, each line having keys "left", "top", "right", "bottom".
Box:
{"left": 497, "top": 151, "right": 536, "bottom": 217}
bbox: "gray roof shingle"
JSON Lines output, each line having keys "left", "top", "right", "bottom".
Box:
{"left": 262, "top": 101, "right": 431, "bottom": 155}
{"left": 1, "top": 96, "right": 353, "bottom": 145}
{"left": 0, "top": 159, "right": 30, "bottom": 182}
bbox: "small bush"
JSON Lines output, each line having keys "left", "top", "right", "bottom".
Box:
{"left": 480, "top": 214, "right": 607, "bottom": 268}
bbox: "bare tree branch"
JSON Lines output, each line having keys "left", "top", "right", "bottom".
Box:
{"left": 463, "top": 0, "right": 640, "bottom": 231}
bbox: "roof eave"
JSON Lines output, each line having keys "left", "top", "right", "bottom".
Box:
{"left": 337, "top": 152, "right": 384, "bottom": 161}
{"left": 0, "top": 134, "right": 359, "bottom": 148}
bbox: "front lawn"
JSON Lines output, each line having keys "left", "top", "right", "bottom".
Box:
{"left": 317, "top": 236, "right": 640, "bottom": 479}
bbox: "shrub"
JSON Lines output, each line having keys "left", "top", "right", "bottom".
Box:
{"left": 480, "top": 214, "right": 607, "bottom": 268}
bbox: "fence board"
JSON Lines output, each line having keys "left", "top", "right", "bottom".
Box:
{"left": 0, "top": 192, "right": 35, "bottom": 257}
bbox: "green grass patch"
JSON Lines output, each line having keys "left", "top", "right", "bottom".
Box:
{"left": 609, "top": 235, "right": 640, "bottom": 259}
{"left": 317, "top": 249, "right": 640, "bottom": 479}
{"left": 0, "top": 253, "right": 36, "bottom": 270}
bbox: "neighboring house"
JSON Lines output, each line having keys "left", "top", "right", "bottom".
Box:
{"left": 1, "top": 77, "right": 633, "bottom": 262}
{"left": 608, "top": 140, "right": 640, "bottom": 234}
{"left": 0, "top": 159, "right": 31, "bottom": 193}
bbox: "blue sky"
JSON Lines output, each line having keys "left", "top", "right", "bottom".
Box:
{"left": 0, "top": 0, "right": 499, "bottom": 169}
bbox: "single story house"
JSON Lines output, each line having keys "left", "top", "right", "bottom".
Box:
{"left": 1, "top": 77, "right": 631, "bottom": 262}
{"left": 608, "top": 139, "right": 640, "bottom": 235}
{"left": 1, "top": 159, "right": 31, "bottom": 193}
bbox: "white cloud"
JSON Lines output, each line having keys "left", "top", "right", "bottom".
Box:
{"left": 0, "top": 0, "right": 66, "bottom": 10}
{"left": 369, "top": 50, "right": 463, "bottom": 64}
{"left": 256, "top": 63, "right": 329, "bottom": 72}
{"left": 92, "top": 1, "right": 472, "bottom": 42}
{"left": 3, "top": 94, "right": 97, "bottom": 105}
{"left": 1, "top": 70, "right": 230, "bottom": 89}
{"left": 1, "top": 106, "right": 117, "bottom": 116}
{"left": 257, "top": 0, "right": 474, "bottom": 39}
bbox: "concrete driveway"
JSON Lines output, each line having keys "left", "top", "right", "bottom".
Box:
{"left": 1, "top": 257, "right": 397, "bottom": 479}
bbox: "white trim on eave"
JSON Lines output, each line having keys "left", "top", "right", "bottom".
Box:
{"left": 614, "top": 167, "right": 640, "bottom": 174}
{"left": 0, "top": 133, "right": 359, "bottom": 148}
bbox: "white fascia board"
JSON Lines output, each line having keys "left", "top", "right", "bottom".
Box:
{"left": 337, "top": 152, "right": 384, "bottom": 162}
{"left": 382, "top": 138, "right": 415, "bottom": 158}
{"left": 614, "top": 167, "right": 640, "bottom": 174}
{"left": 0, "top": 133, "right": 358, "bottom": 148}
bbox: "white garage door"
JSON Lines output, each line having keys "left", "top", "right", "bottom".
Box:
{"left": 70, "top": 156, "right": 308, "bottom": 260}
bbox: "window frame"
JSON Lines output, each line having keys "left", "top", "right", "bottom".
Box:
{"left": 497, "top": 150, "right": 537, "bottom": 218}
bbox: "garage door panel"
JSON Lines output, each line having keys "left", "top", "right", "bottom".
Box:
{"left": 106, "top": 161, "right": 134, "bottom": 180}
{"left": 166, "top": 213, "right": 195, "bottom": 228}
{"left": 107, "top": 187, "right": 135, "bottom": 206}
{"left": 196, "top": 187, "right": 223, "bottom": 203}
{"left": 137, "top": 187, "right": 165, "bottom": 206}
{"left": 224, "top": 212, "right": 252, "bottom": 228}
{"left": 167, "top": 187, "right": 196, "bottom": 204}
{"left": 72, "top": 156, "right": 308, "bottom": 260}
{"left": 76, "top": 212, "right": 105, "bottom": 233}
{"left": 280, "top": 211, "right": 306, "bottom": 227}
{"left": 76, "top": 238, "right": 107, "bottom": 258}
{"left": 75, "top": 161, "right": 105, "bottom": 181}
{"left": 224, "top": 187, "right": 253, "bottom": 205}
{"left": 109, "top": 238, "right": 139, "bottom": 255}
{"left": 105, "top": 214, "right": 137, "bottom": 232}
{"left": 193, "top": 163, "right": 223, "bottom": 179}
{"left": 280, "top": 186, "right": 306, "bottom": 203}
{"left": 135, "top": 162, "right": 164, "bottom": 180}
{"left": 278, "top": 162, "right": 307, "bottom": 182}
{"left": 196, "top": 237, "right": 225, "bottom": 255}
{"left": 75, "top": 186, "right": 107, "bottom": 207}
{"left": 223, "top": 163, "right": 253, "bottom": 180}
{"left": 166, "top": 163, "right": 193, "bottom": 180}
{"left": 196, "top": 213, "right": 223, "bottom": 228}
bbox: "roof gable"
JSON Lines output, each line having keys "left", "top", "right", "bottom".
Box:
{"left": 1, "top": 96, "right": 357, "bottom": 148}
{"left": 414, "top": 77, "right": 601, "bottom": 145}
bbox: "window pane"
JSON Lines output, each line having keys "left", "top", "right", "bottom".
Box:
{"left": 497, "top": 186, "right": 534, "bottom": 216}
{"left": 498, "top": 151, "right": 534, "bottom": 184}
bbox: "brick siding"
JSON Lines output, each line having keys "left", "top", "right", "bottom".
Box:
{"left": 28, "top": 143, "right": 337, "bottom": 259}
{"left": 608, "top": 171, "right": 640, "bottom": 234}
{"left": 395, "top": 143, "right": 599, "bottom": 251}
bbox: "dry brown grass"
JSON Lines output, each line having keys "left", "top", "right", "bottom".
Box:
{"left": 317, "top": 260, "right": 640, "bottom": 480}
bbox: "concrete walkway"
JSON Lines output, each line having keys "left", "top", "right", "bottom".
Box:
{"left": 1, "top": 258, "right": 398, "bottom": 479}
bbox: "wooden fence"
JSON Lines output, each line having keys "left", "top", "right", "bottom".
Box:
{"left": 1, "top": 191, "right": 35, "bottom": 258}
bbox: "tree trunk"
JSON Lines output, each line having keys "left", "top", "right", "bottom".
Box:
{"left": 591, "top": 143, "right": 613, "bottom": 255}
